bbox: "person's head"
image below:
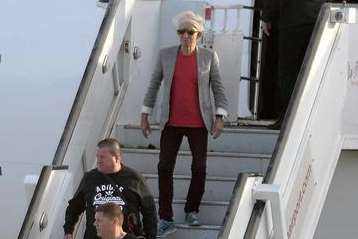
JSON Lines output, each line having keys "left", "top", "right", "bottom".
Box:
{"left": 96, "top": 138, "right": 122, "bottom": 174}
{"left": 173, "top": 11, "right": 204, "bottom": 49}
{"left": 94, "top": 203, "right": 124, "bottom": 239}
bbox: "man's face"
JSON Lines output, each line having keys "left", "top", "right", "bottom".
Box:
{"left": 96, "top": 146, "right": 119, "bottom": 174}
{"left": 177, "top": 23, "right": 201, "bottom": 48}
{"left": 94, "top": 212, "right": 114, "bottom": 238}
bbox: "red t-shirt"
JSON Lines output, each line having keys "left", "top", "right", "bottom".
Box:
{"left": 167, "top": 50, "right": 205, "bottom": 128}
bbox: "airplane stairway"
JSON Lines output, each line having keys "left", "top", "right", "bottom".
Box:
{"left": 18, "top": 1, "right": 358, "bottom": 239}
{"left": 116, "top": 125, "right": 279, "bottom": 238}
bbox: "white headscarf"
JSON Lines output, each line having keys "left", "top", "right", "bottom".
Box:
{"left": 173, "top": 11, "right": 204, "bottom": 32}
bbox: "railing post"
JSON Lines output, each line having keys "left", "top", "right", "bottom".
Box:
{"left": 223, "top": 8, "right": 228, "bottom": 32}
{"left": 252, "top": 19, "right": 263, "bottom": 120}
{"left": 235, "top": 8, "right": 241, "bottom": 32}
{"left": 253, "top": 184, "right": 288, "bottom": 239}
{"left": 211, "top": 8, "right": 216, "bottom": 31}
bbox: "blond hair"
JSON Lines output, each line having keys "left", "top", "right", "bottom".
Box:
{"left": 173, "top": 11, "right": 204, "bottom": 32}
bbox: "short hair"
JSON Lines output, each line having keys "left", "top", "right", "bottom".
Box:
{"left": 97, "top": 138, "right": 122, "bottom": 158}
{"left": 95, "top": 203, "right": 124, "bottom": 225}
{"left": 173, "top": 11, "right": 204, "bottom": 32}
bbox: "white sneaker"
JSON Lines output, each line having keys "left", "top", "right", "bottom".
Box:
{"left": 157, "top": 219, "right": 177, "bottom": 238}
{"left": 185, "top": 212, "right": 200, "bottom": 226}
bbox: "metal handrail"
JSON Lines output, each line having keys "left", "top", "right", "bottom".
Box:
{"left": 218, "top": 173, "right": 264, "bottom": 239}
{"left": 18, "top": 166, "right": 51, "bottom": 239}
{"left": 243, "top": 3, "right": 344, "bottom": 239}
{"left": 18, "top": 165, "right": 69, "bottom": 238}
{"left": 52, "top": 0, "right": 118, "bottom": 166}
{"left": 18, "top": 0, "right": 124, "bottom": 238}
{"left": 209, "top": 4, "right": 255, "bottom": 32}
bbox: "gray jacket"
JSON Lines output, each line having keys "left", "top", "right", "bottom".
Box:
{"left": 142, "top": 46, "right": 228, "bottom": 131}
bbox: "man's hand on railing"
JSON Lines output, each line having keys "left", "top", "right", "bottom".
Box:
{"left": 262, "top": 21, "right": 272, "bottom": 37}
{"left": 64, "top": 234, "right": 73, "bottom": 239}
{"left": 141, "top": 113, "right": 151, "bottom": 138}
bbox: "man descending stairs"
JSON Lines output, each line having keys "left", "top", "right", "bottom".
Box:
{"left": 116, "top": 124, "right": 278, "bottom": 238}
{"left": 140, "top": 10, "right": 230, "bottom": 238}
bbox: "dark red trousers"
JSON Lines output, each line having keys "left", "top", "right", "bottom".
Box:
{"left": 158, "top": 126, "right": 208, "bottom": 221}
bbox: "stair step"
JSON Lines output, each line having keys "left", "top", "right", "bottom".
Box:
{"left": 144, "top": 174, "right": 236, "bottom": 202}
{"left": 155, "top": 199, "right": 228, "bottom": 225}
{"left": 122, "top": 148, "right": 270, "bottom": 177}
{"left": 166, "top": 224, "right": 221, "bottom": 239}
{"left": 116, "top": 124, "right": 279, "bottom": 154}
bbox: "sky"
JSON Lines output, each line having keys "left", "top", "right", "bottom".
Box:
{"left": 0, "top": 0, "right": 105, "bottom": 165}
{"left": 0, "top": 0, "right": 252, "bottom": 166}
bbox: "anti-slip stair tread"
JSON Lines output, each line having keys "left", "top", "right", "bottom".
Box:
{"left": 123, "top": 150, "right": 270, "bottom": 178}
{"left": 175, "top": 224, "right": 222, "bottom": 230}
{"left": 122, "top": 124, "right": 279, "bottom": 134}
{"left": 154, "top": 198, "right": 229, "bottom": 206}
{"left": 143, "top": 173, "right": 237, "bottom": 182}
{"left": 122, "top": 148, "right": 272, "bottom": 159}
{"left": 118, "top": 124, "right": 278, "bottom": 155}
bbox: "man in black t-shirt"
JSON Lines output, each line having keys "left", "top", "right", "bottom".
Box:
{"left": 63, "top": 138, "right": 157, "bottom": 239}
{"left": 94, "top": 203, "right": 137, "bottom": 239}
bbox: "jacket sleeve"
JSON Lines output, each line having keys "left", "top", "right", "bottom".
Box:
{"left": 142, "top": 51, "right": 163, "bottom": 115}
{"left": 137, "top": 176, "right": 157, "bottom": 239}
{"left": 261, "top": 0, "right": 279, "bottom": 23}
{"left": 210, "top": 51, "right": 229, "bottom": 116}
{"left": 63, "top": 174, "right": 87, "bottom": 234}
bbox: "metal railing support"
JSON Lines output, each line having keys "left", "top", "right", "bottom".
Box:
{"left": 252, "top": 184, "right": 288, "bottom": 239}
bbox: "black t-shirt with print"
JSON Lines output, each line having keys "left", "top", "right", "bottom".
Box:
{"left": 63, "top": 165, "right": 157, "bottom": 239}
